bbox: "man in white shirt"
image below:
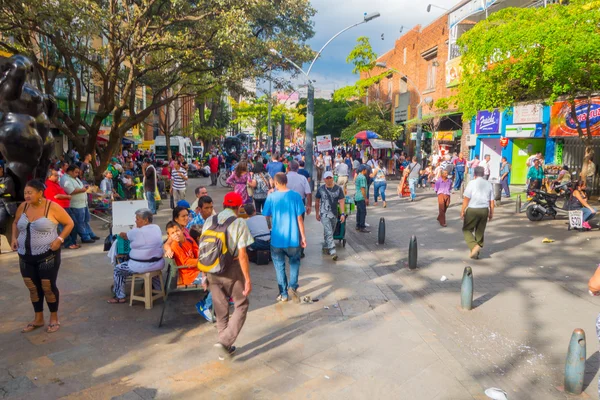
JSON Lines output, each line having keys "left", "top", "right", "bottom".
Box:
{"left": 526, "top": 152, "right": 543, "bottom": 168}
{"left": 480, "top": 154, "right": 491, "bottom": 180}
{"left": 460, "top": 166, "right": 494, "bottom": 260}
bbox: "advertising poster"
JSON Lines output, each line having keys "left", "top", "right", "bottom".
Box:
{"left": 316, "top": 135, "right": 333, "bottom": 152}
{"left": 513, "top": 104, "right": 543, "bottom": 124}
{"left": 475, "top": 109, "right": 501, "bottom": 134}
{"left": 550, "top": 98, "right": 600, "bottom": 137}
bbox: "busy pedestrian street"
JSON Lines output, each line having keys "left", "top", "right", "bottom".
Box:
{"left": 0, "top": 176, "right": 598, "bottom": 399}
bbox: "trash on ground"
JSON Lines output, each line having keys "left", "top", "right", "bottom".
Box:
{"left": 440, "top": 276, "right": 448, "bottom": 282}
{"left": 333, "top": 304, "right": 339, "bottom": 308}
{"left": 324, "top": 375, "right": 330, "bottom": 379}
{"left": 484, "top": 387, "right": 508, "bottom": 400}
{"left": 324, "top": 306, "right": 329, "bottom": 309}
{"left": 542, "top": 238, "right": 554, "bottom": 243}
{"left": 539, "top": 266, "right": 544, "bottom": 269}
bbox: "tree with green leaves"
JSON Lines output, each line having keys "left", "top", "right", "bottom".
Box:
{"left": 0, "top": 0, "right": 315, "bottom": 178}
{"left": 341, "top": 102, "right": 403, "bottom": 143}
{"left": 296, "top": 98, "right": 356, "bottom": 139}
{"left": 457, "top": 0, "right": 600, "bottom": 144}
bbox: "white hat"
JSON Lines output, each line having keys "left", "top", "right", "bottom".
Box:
{"left": 324, "top": 171, "right": 334, "bottom": 179}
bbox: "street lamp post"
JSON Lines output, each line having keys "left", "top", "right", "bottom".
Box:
{"left": 270, "top": 12, "right": 380, "bottom": 189}
{"left": 376, "top": 61, "right": 428, "bottom": 163}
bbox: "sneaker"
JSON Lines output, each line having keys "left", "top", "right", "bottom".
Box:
{"left": 195, "top": 300, "right": 213, "bottom": 323}
{"left": 359, "top": 228, "right": 371, "bottom": 233}
{"left": 214, "top": 343, "right": 236, "bottom": 360}
{"left": 276, "top": 294, "right": 288, "bottom": 303}
{"left": 288, "top": 288, "right": 300, "bottom": 303}
{"left": 583, "top": 221, "right": 592, "bottom": 230}
{"left": 332, "top": 253, "right": 338, "bottom": 261}
{"left": 365, "top": 223, "right": 370, "bottom": 227}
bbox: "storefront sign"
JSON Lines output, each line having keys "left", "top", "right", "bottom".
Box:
{"left": 475, "top": 110, "right": 501, "bottom": 134}
{"left": 513, "top": 104, "right": 543, "bottom": 124}
{"left": 394, "top": 92, "right": 410, "bottom": 123}
{"left": 316, "top": 135, "right": 332, "bottom": 152}
{"left": 445, "top": 56, "right": 462, "bottom": 88}
{"left": 550, "top": 98, "right": 600, "bottom": 137}
{"left": 505, "top": 124, "right": 543, "bottom": 138}
{"left": 435, "top": 131, "right": 454, "bottom": 141}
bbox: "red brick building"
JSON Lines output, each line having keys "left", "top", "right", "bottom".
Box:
{"left": 362, "top": 14, "right": 465, "bottom": 157}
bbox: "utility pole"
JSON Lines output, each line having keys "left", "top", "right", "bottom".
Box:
{"left": 280, "top": 114, "right": 285, "bottom": 155}
{"left": 267, "top": 68, "right": 273, "bottom": 154}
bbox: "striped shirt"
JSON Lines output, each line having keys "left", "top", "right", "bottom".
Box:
{"left": 171, "top": 167, "right": 187, "bottom": 190}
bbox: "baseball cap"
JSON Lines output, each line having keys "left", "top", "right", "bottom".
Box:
{"left": 324, "top": 171, "right": 334, "bottom": 179}
{"left": 223, "top": 192, "right": 243, "bottom": 208}
{"left": 125, "top": 170, "right": 133, "bottom": 176}
{"left": 177, "top": 200, "right": 191, "bottom": 209}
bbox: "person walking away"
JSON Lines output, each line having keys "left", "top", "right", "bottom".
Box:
{"left": 480, "top": 154, "right": 491, "bottom": 180}
{"left": 209, "top": 153, "right": 219, "bottom": 186}
{"left": 142, "top": 158, "right": 158, "bottom": 214}
{"left": 354, "top": 166, "right": 370, "bottom": 232}
{"left": 266, "top": 154, "right": 284, "bottom": 179}
{"left": 44, "top": 170, "right": 78, "bottom": 250}
{"left": 0, "top": 160, "right": 16, "bottom": 243}
{"left": 453, "top": 153, "right": 467, "bottom": 191}
{"left": 435, "top": 170, "right": 452, "bottom": 227}
{"left": 199, "top": 192, "right": 254, "bottom": 360}
{"left": 171, "top": 159, "right": 188, "bottom": 205}
{"left": 250, "top": 163, "right": 271, "bottom": 213}
{"left": 315, "top": 153, "right": 325, "bottom": 186}
{"left": 460, "top": 166, "right": 494, "bottom": 259}
{"left": 569, "top": 180, "right": 597, "bottom": 230}
{"left": 61, "top": 165, "right": 98, "bottom": 244}
{"left": 527, "top": 158, "right": 544, "bottom": 191}
{"left": 499, "top": 157, "right": 511, "bottom": 198}
{"left": 297, "top": 160, "right": 310, "bottom": 183}
{"left": 371, "top": 160, "right": 387, "bottom": 208}
{"left": 335, "top": 158, "right": 350, "bottom": 195}
{"left": 262, "top": 173, "right": 307, "bottom": 303}
{"left": 315, "top": 171, "right": 345, "bottom": 261}
{"left": 12, "top": 179, "right": 74, "bottom": 333}
{"left": 407, "top": 156, "right": 421, "bottom": 202}
{"left": 286, "top": 161, "right": 312, "bottom": 215}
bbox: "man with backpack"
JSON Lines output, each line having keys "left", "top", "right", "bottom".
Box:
{"left": 198, "top": 192, "right": 254, "bottom": 360}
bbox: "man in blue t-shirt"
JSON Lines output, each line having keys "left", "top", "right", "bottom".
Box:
{"left": 266, "top": 154, "right": 285, "bottom": 178}
{"left": 262, "top": 172, "right": 307, "bottom": 303}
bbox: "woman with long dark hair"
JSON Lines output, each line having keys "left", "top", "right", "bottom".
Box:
{"left": 11, "top": 179, "right": 74, "bottom": 333}
{"left": 250, "top": 162, "right": 271, "bottom": 213}
{"left": 226, "top": 161, "right": 254, "bottom": 204}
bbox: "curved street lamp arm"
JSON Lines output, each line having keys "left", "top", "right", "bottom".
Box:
{"left": 306, "top": 20, "right": 366, "bottom": 77}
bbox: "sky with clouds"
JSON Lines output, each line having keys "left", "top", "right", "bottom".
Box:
{"left": 267, "top": 0, "right": 461, "bottom": 99}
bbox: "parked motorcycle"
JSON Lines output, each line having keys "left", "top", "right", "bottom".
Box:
{"left": 523, "top": 182, "right": 573, "bottom": 221}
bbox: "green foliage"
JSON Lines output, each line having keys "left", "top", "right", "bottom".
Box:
{"left": 346, "top": 36, "right": 378, "bottom": 74}
{"left": 296, "top": 98, "right": 356, "bottom": 138}
{"left": 341, "top": 102, "right": 403, "bottom": 142}
{"left": 456, "top": 0, "right": 600, "bottom": 141}
{"left": 0, "top": 0, "right": 315, "bottom": 176}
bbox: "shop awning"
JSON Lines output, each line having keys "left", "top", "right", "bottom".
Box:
{"left": 122, "top": 137, "right": 135, "bottom": 145}
{"left": 369, "top": 138, "right": 397, "bottom": 149}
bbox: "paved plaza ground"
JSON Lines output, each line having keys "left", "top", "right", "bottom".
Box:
{"left": 1, "top": 176, "right": 600, "bottom": 399}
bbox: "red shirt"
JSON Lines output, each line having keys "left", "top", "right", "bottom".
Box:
{"left": 209, "top": 157, "right": 219, "bottom": 173}
{"left": 44, "top": 179, "right": 70, "bottom": 208}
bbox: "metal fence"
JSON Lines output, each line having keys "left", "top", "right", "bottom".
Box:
{"left": 562, "top": 138, "right": 600, "bottom": 195}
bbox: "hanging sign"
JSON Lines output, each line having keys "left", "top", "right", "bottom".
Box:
{"left": 316, "top": 135, "right": 333, "bottom": 152}
{"left": 475, "top": 109, "right": 501, "bottom": 134}
{"left": 513, "top": 104, "right": 543, "bottom": 124}
{"left": 550, "top": 98, "right": 600, "bottom": 137}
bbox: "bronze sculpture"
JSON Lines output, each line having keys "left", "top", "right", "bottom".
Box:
{"left": 0, "top": 55, "right": 56, "bottom": 201}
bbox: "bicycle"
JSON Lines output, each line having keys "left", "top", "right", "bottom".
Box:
{"left": 219, "top": 167, "right": 232, "bottom": 187}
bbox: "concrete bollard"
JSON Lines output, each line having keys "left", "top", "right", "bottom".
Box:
{"left": 461, "top": 267, "right": 473, "bottom": 310}
{"left": 378, "top": 218, "right": 385, "bottom": 245}
{"left": 564, "top": 328, "right": 586, "bottom": 394}
{"left": 515, "top": 194, "right": 521, "bottom": 214}
{"left": 408, "top": 235, "right": 417, "bottom": 270}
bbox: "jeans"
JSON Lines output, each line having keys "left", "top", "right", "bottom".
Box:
{"left": 418, "top": 175, "right": 428, "bottom": 187}
{"left": 69, "top": 207, "right": 96, "bottom": 242}
{"left": 500, "top": 177, "right": 510, "bottom": 197}
{"left": 582, "top": 207, "right": 597, "bottom": 222}
{"left": 373, "top": 181, "right": 387, "bottom": 202}
{"left": 366, "top": 180, "right": 372, "bottom": 201}
{"left": 270, "top": 246, "right": 302, "bottom": 298}
{"left": 57, "top": 223, "right": 74, "bottom": 247}
{"left": 454, "top": 171, "right": 464, "bottom": 190}
{"left": 146, "top": 191, "right": 157, "bottom": 214}
{"left": 356, "top": 199, "right": 366, "bottom": 229}
{"left": 254, "top": 197, "right": 266, "bottom": 214}
{"left": 321, "top": 215, "right": 337, "bottom": 254}
{"left": 408, "top": 178, "right": 418, "bottom": 200}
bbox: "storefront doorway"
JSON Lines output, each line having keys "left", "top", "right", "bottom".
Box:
{"left": 511, "top": 139, "right": 545, "bottom": 185}
{"left": 480, "top": 138, "right": 502, "bottom": 179}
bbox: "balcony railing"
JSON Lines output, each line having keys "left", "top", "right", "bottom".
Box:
{"left": 449, "top": 43, "right": 462, "bottom": 60}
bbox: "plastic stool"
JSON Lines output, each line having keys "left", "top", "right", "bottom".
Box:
{"left": 130, "top": 270, "right": 165, "bottom": 309}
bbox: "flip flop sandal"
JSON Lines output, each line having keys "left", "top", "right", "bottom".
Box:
{"left": 21, "top": 323, "right": 44, "bottom": 333}
{"left": 107, "top": 297, "right": 127, "bottom": 304}
{"left": 46, "top": 323, "right": 60, "bottom": 333}
{"left": 68, "top": 244, "right": 81, "bottom": 249}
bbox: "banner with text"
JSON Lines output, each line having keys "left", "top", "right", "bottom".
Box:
{"left": 316, "top": 135, "right": 333, "bottom": 152}
{"left": 475, "top": 109, "right": 501, "bottom": 134}
{"left": 550, "top": 98, "right": 600, "bottom": 137}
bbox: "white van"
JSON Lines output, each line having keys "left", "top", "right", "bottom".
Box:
{"left": 154, "top": 136, "right": 193, "bottom": 164}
